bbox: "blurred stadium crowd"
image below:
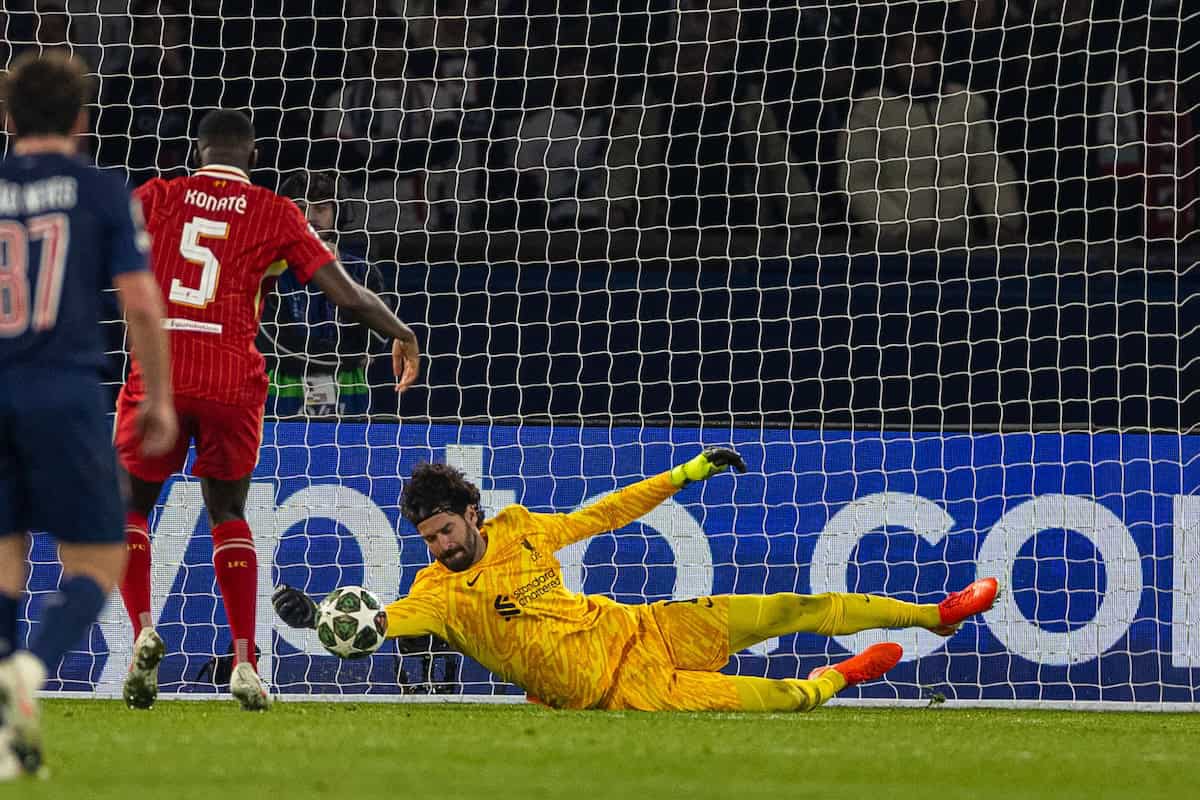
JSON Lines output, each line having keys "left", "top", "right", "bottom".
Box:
{"left": 1, "top": 0, "right": 1195, "bottom": 260}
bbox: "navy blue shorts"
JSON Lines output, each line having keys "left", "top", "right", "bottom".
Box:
{"left": 0, "top": 367, "right": 124, "bottom": 543}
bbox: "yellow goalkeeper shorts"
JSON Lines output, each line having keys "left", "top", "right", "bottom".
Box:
{"left": 599, "top": 595, "right": 743, "bottom": 712}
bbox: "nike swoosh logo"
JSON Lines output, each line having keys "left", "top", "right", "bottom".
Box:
{"left": 466, "top": 574, "right": 480, "bottom": 587}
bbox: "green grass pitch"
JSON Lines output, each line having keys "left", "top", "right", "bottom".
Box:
{"left": 5, "top": 700, "right": 1197, "bottom": 800}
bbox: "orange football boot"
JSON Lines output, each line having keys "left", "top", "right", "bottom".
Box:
{"left": 807, "top": 642, "right": 903, "bottom": 687}
{"left": 931, "top": 577, "right": 1000, "bottom": 636}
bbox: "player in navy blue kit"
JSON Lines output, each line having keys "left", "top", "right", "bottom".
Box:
{"left": 0, "top": 52, "right": 176, "bottom": 780}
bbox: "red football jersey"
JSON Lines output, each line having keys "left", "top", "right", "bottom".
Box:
{"left": 126, "top": 165, "right": 333, "bottom": 407}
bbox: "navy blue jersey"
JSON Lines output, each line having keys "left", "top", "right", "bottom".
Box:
{"left": 0, "top": 152, "right": 148, "bottom": 373}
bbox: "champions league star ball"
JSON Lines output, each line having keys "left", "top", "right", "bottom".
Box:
{"left": 316, "top": 586, "right": 389, "bottom": 659}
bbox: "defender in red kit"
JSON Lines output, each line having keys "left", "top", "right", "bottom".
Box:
{"left": 113, "top": 110, "right": 421, "bottom": 711}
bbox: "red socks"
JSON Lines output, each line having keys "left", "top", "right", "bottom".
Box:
{"left": 121, "top": 513, "right": 259, "bottom": 669}
{"left": 120, "top": 511, "right": 153, "bottom": 639}
{"left": 211, "top": 519, "right": 258, "bottom": 667}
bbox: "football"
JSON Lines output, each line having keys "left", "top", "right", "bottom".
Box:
{"left": 315, "top": 585, "right": 389, "bottom": 659}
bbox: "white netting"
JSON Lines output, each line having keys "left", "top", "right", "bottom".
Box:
{"left": 4, "top": 1, "right": 1199, "bottom": 706}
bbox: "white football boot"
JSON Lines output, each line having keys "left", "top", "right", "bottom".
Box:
{"left": 123, "top": 626, "right": 166, "bottom": 710}
{"left": 0, "top": 651, "right": 46, "bottom": 777}
{"left": 230, "top": 662, "right": 271, "bottom": 711}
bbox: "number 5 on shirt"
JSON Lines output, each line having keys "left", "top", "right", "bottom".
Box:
{"left": 170, "top": 215, "right": 228, "bottom": 308}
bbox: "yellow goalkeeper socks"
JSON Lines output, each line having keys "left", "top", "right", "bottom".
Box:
{"left": 809, "top": 592, "right": 941, "bottom": 637}
{"left": 731, "top": 672, "right": 847, "bottom": 712}
{"left": 728, "top": 592, "right": 941, "bottom": 651}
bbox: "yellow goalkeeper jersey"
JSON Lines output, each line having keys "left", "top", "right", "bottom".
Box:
{"left": 384, "top": 472, "right": 679, "bottom": 709}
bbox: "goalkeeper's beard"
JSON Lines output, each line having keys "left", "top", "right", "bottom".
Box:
{"left": 438, "top": 534, "right": 481, "bottom": 572}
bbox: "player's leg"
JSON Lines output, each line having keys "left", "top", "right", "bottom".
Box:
{"left": 624, "top": 601, "right": 903, "bottom": 713}
{"left": 0, "top": 532, "right": 46, "bottom": 781}
{"left": 113, "top": 385, "right": 187, "bottom": 638}
{"left": 202, "top": 474, "right": 269, "bottom": 710}
{"left": 191, "top": 397, "right": 268, "bottom": 709}
{"left": 0, "top": 533, "right": 40, "bottom": 780}
{"left": 646, "top": 642, "right": 902, "bottom": 713}
{"left": 112, "top": 386, "right": 187, "bottom": 709}
{"left": 726, "top": 580, "right": 999, "bottom": 653}
{"left": 0, "top": 534, "right": 24, "bottom": 663}
{"left": 639, "top": 598, "right": 835, "bottom": 711}
{"left": 723, "top": 674, "right": 842, "bottom": 712}
{"left": 0, "top": 403, "right": 36, "bottom": 779}
{"left": 726, "top": 593, "right": 936, "bottom": 651}
{"left": 119, "top": 473, "right": 170, "bottom": 710}
{"left": 201, "top": 475, "right": 257, "bottom": 658}
{"left": 1, "top": 381, "right": 130, "bottom": 774}
{"left": 0, "top": 411, "right": 26, "bottom": 665}
{"left": 31, "top": 542, "right": 127, "bottom": 669}
{"left": 0, "top": 539, "right": 126, "bottom": 775}
{"left": 120, "top": 475, "right": 166, "bottom": 638}
{"left": 726, "top": 641, "right": 904, "bottom": 712}
{"left": 0, "top": 533, "right": 24, "bottom": 782}
{"left": 652, "top": 592, "right": 940, "bottom": 665}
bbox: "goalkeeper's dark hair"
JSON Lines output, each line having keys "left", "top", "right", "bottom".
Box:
{"left": 401, "top": 462, "right": 487, "bottom": 526}
{"left": 197, "top": 109, "right": 256, "bottom": 152}
{"left": 1, "top": 50, "right": 92, "bottom": 138}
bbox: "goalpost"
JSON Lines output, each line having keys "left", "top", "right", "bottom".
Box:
{"left": 8, "top": 2, "right": 1199, "bottom": 708}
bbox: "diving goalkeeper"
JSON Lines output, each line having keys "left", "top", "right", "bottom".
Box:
{"left": 273, "top": 448, "right": 998, "bottom": 712}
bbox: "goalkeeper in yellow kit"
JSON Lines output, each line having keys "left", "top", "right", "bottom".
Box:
{"left": 273, "top": 448, "right": 999, "bottom": 712}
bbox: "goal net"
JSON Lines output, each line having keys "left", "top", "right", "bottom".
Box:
{"left": 7, "top": 1, "right": 1199, "bottom": 708}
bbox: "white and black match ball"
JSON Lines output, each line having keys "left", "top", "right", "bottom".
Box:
{"left": 315, "top": 586, "right": 388, "bottom": 659}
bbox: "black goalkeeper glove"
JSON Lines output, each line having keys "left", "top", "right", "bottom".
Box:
{"left": 669, "top": 446, "right": 748, "bottom": 488}
{"left": 272, "top": 585, "right": 318, "bottom": 630}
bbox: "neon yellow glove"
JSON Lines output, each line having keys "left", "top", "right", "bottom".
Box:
{"left": 670, "top": 447, "right": 748, "bottom": 488}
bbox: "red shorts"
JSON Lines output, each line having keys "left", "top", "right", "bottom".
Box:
{"left": 115, "top": 388, "right": 263, "bottom": 482}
